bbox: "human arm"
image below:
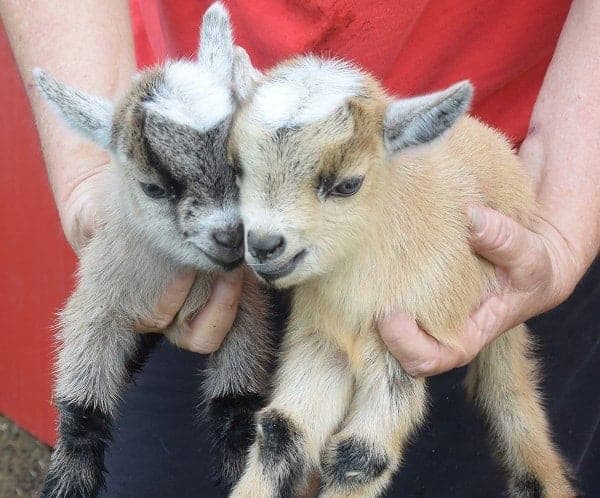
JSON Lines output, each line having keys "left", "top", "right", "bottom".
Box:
{"left": 380, "top": 0, "right": 600, "bottom": 376}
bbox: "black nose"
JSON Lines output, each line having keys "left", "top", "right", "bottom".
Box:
{"left": 247, "top": 231, "right": 285, "bottom": 262}
{"left": 212, "top": 221, "right": 244, "bottom": 250}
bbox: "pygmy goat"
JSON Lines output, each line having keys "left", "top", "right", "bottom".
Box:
{"left": 35, "top": 4, "right": 273, "bottom": 497}
{"left": 228, "top": 55, "right": 576, "bottom": 498}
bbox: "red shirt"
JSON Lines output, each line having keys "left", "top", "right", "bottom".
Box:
{"left": 130, "top": 0, "right": 571, "bottom": 144}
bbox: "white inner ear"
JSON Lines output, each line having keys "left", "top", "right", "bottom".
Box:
{"left": 232, "top": 46, "right": 262, "bottom": 102}
{"left": 250, "top": 57, "right": 364, "bottom": 129}
{"left": 144, "top": 61, "right": 234, "bottom": 132}
{"left": 383, "top": 81, "right": 473, "bottom": 153}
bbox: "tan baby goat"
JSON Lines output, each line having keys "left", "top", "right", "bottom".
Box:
{"left": 228, "top": 55, "right": 576, "bottom": 498}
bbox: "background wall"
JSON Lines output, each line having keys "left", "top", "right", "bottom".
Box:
{"left": 0, "top": 21, "right": 76, "bottom": 446}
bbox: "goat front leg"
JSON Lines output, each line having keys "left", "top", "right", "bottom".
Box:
{"left": 466, "top": 325, "right": 577, "bottom": 498}
{"left": 230, "top": 326, "right": 353, "bottom": 498}
{"left": 319, "top": 336, "right": 427, "bottom": 498}
{"left": 199, "top": 274, "right": 276, "bottom": 485}
{"left": 41, "top": 299, "right": 156, "bottom": 498}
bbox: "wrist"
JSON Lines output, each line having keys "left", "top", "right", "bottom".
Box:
{"left": 519, "top": 132, "right": 600, "bottom": 287}
{"left": 43, "top": 141, "right": 110, "bottom": 209}
{"left": 531, "top": 213, "right": 585, "bottom": 310}
{"left": 49, "top": 154, "right": 111, "bottom": 252}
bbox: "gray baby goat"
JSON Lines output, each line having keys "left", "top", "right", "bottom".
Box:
{"left": 34, "top": 4, "right": 272, "bottom": 497}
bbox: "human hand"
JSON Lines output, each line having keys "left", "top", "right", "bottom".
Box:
{"left": 140, "top": 268, "right": 243, "bottom": 354}
{"left": 379, "top": 204, "right": 582, "bottom": 377}
{"left": 55, "top": 160, "right": 111, "bottom": 253}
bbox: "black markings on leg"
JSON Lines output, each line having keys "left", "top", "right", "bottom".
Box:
{"left": 41, "top": 402, "right": 113, "bottom": 498}
{"left": 205, "top": 393, "right": 266, "bottom": 486}
{"left": 257, "top": 410, "right": 305, "bottom": 498}
{"left": 42, "top": 336, "right": 152, "bottom": 497}
{"left": 509, "top": 474, "right": 544, "bottom": 498}
{"left": 322, "top": 437, "right": 389, "bottom": 491}
{"left": 124, "top": 333, "right": 161, "bottom": 381}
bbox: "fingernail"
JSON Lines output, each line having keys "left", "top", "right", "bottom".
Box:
{"left": 469, "top": 206, "right": 486, "bottom": 234}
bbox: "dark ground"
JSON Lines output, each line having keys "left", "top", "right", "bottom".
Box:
{"left": 0, "top": 414, "right": 50, "bottom": 498}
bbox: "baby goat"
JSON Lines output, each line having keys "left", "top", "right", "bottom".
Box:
{"left": 35, "top": 4, "right": 272, "bottom": 497}
{"left": 228, "top": 55, "right": 576, "bottom": 497}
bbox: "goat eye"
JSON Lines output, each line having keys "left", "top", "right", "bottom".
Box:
{"left": 331, "top": 176, "right": 364, "bottom": 197}
{"left": 140, "top": 182, "right": 167, "bottom": 199}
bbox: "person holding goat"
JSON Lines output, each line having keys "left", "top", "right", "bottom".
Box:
{"left": 1, "top": 0, "right": 598, "bottom": 496}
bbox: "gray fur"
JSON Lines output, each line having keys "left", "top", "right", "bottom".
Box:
{"left": 37, "top": 5, "right": 273, "bottom": 496}
{"left": 383, "top": 80, "right": 473, "bottom": 152}
{"left": 33, "top": 68, "right": 113, "bottom": 148}
{"left": 198, "top": 1, "right": 235, "bottom": 82}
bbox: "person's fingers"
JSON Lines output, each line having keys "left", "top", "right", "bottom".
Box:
{"left": 380, "top": 313, "right": 467, "bottom": 377}
{"left": 134, "top": 270, "right": 196, "bottom": 332}
{"left": 175, "top": 269, "right": 243, "bottom": 354}
{"left": 468, "top": 204, "right": 539, "bottom": 270}
{"left": 467, "top": 293, "right": 514, "bottom": 342}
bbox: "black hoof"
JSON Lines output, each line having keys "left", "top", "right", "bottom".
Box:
{"left": 255, "top": 410, "right": 304, "bottom": 498}
{"left": 41, "top": 401, "right": 112, "bottom": 498}
{"left": 322, "top": 437, "right": 388, "bottom": 490}
{"left": 205, "top": 393, "right": 266, "bottom": 485}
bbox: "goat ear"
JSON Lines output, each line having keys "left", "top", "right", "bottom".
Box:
{"left": 383, "top": 81, "right": 473, "bottom": 153}
{"left": 197, "top": 2, "right": 234, "bottom": 83}
{"left": 232, "top": 46, "right": 262, "bottom": 102}
{"left": 33, "top": 68, "right": 113, "bottom": 149}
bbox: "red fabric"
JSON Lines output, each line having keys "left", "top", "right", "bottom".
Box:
{"left": 130, "top": 0, "right": 571, "bottom": 144}
{"left": 0, "top": 25, "right": 74, "bottom": 445}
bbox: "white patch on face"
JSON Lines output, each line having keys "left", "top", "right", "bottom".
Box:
{"left": 249, "top": 57, "right": 364, "bottom": 129}
{"left": 144, "top": 60, "right": 234, "bottom": 132}
{"left": 195, "top": 206, "right": 240, "bottom": 237}
{"left": 186, "top": 206, "right": 242, "bottom": 265}
{"left": 239, "top": 196, "right": 288, "bottom": 240}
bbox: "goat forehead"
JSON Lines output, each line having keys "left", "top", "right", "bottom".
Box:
{"left": 132, "top": 123, "right": 234, "bottom": 198}
{"left": 145, "top": 60, "right": 234, "bottom": 133}
{"left": 248, "top": 57, "right": 364, "bottom": 129}
{"left": 165, "top": 154, "right": 235, "bottom": 201}
{"left": 238, "top": 117, "right": 358, "bottom": 185}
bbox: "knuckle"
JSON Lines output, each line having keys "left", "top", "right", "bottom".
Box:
{"left": 457, "top": 349, "right": 476, "bottom": 367}
{"left": 189, "top": 337, "right": 222, "bottom": 354}
{"left": 488, "top": 216, "right": 515, "bottom": 252}
{"left": 486, "top": 296, "right": 509, "bottom": 326}
{"left": 214, "top": 298, "right": 239, "bottom": 317}
{"left": 185, "top": 319, "right": 228, "bottom": 354}
{"left": 404, "top": 359, "right": 437, "bottom": 378}
{"left": 146, "top": 313, "right": 174, "bottom": 330}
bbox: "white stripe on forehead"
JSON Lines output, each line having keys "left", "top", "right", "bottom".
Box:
{"left": 250, "top": 57, "right": 365, "bottom": 129}
{"left": 144, "top": 60, "right": 234, "bottom": 132}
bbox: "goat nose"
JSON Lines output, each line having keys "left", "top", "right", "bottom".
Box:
{"left": 212, "top": 221, "right": 244, "bottom": 250}
{"left": 247, "top": 231, "right": 285, "bottom": 262}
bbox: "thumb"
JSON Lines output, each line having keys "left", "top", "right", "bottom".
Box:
{"left": 468, "top": 204, "right": 535, "bottom": 269}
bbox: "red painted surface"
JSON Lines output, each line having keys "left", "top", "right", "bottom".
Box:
{"left": 0, "top": 23, "right": 75, "bottom": 446}
{"left": 141, "top": 0, "right": 571, "bottom": 144}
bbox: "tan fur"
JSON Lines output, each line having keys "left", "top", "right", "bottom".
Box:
{"left": 230, "top": 58, "right": 575, "bottom": 497}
